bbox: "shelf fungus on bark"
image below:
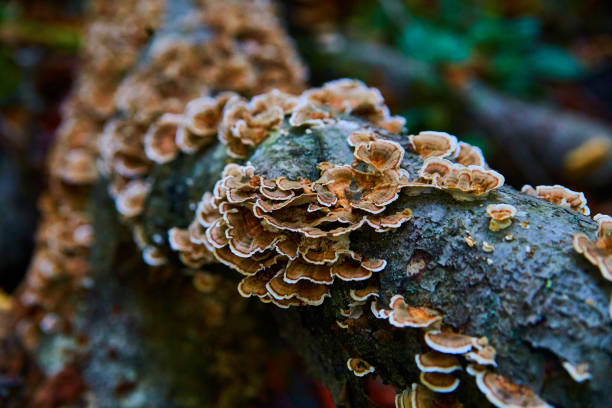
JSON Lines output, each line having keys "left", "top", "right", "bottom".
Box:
{"left": 219, "top": 90, "right": 299, "bottom": 158}
{"left": 424, "top": 330, "right": 488, "bottom": 355}
{"left": 415, "top": 351, "right": 462, "bottom": 374}
{"left": 417, "top": 157, "right": 504, "bottom": 201}
{"left": 521, "top": 184, "right": 590, "bottom": 215}
{"left": 454, "top": 141, "right": 487, "bottom": 167}
{"left": 143, "top": 113, "right": 182, "bottom": 164}
{"left": 409, "top": 131, "right": 458, "bottom": 159}
{"left": 561, "top": 361, "right": 592, "bottom": 383}
{"left": 419, "top": 372, "right": 460, "bottom": 393}
{"left": 486, "top": 204, "right": 517, "bottom": 231}
{"left": 395, "top": 383, "right": 463, "bottom": 408}
{"left": 169, "top": 125, "right": 418, "bottom": 307}
{"left": 387, "top": 295, "right": 442, "bottom": 328}
{"left": 468, "top": 368, "right": 553, "bottom": 408}
{"left": 346, "top": 357, "right": 375, "bottom": 377}
{"left": 573, "top": 214, "right": 612, "bottom": 317}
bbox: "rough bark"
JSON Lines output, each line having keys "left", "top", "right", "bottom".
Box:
{"left": 134, "top": 117, "right": 610, "bottom": 407}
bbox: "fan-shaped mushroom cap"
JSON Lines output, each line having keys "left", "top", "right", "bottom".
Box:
{"left": 371, "top": 301, "right": 391, "bottom": 319}
{"left": 347, "top": 357, "right": 375, "bottom": 377}
{"left": 183, "top": 92, "right": 234, "bottom": 138}
{"left": 415, "top": 351, "right": 462, "bottom": 373}
{"left": 561, "top": 361, "right": 591, "bottom": 383}
{"left": 350, "top": 285, "right": 379, "bottom": 302}
{"left": 424, "top": 331, "right": 484, "bottom": 354}
{"left": 353, "top": 137, "right": 404, "bottom": 172}
{"left": 486, "top": 204, "right": 517, "bottom": 231}
{"left": 419, "top": 158, "right": 504, "bottom": 200}
{"left": 144, "top": 113, "right": 181, "bottom": 163}
{"left": 142, "top": 246, "right": 167, "bottom": 266}
{"left": 115, "top": 180, "right": 150, "bottom": 217}
{"left": 454, "top": 142, "right": 486, "bottom": 167}
{"left": 56, "top": 148, "right": 98, "bottom": 184}
{"left": 409, "top": 131, "right": 458, "bottom": 159}
{"left": 419, "top": 372, "right": 460, "bottom": 393}
{"left": 388, "top": 295, "right": 442, "bottom": 328}
{"left": 465, "top": 346, "right": 497, "bottom": 367}
{"left": 288, "top": 102, "right": 331, "bottom": 127}
{"left": 573, "top": 214, "right": 612, "bottom": 281}
{"left": 266, "top": 271, "right": 330, "bottom": 305}
{"left": 521, "top": 184, "right": 590, "bottom": 215}
{"left": 474, "top": 371, "right": 552, "bottom": 408}
{"left": 395, "top": 383, "right": 463, "bottom": 408}
{"left": 284, "top": 259, "right": 334, "bottom": 284}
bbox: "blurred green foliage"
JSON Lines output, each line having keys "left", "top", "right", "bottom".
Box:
{"left": 351, "top": 0, "right": 583, "bottom": 96}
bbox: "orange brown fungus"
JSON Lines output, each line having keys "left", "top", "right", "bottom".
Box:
{"left": 387, "top": 295, "right": 442, "bottom": 328}
{"left": 409, "top": 131, "right": 458, "bottom": 159}
{"left": 395, "top": 383, "right": 463, "bottom": 408}
{"left": 219, "top": 90, "right": 299, "bottom": 158}
{"left": 454, "top": 141, "right": 487, "bottom": 167}
{"left": 346, "top": 357, "right": 375, "bottom": 377}
{"left": 13, "top": 0, "right": 166, "bottom": 349}
{"left": 521, "top": 184, "right": 590, "bottom": 215}
{"left": 171, "top": 127, "right": 416, "bottom": 307}
{"left": 471, "top": 370, "right": 552, "bottom": 408}
{"left": 573, "top": 214, "right": 612, "bottom": 315}
{"left": 419, "top": 372, "right": 460, "bottom": 393}
{"left": 415, "top": 351, "right": 461, "bottom": 374}
{"left": 418, "top": 157, "right": 504, "bottom": 201}
{"left": 486, "top": 204, "right": 517, "bottom": 232}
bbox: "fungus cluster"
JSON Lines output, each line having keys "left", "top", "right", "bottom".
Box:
{"left": 347, "top": 358, "right": 375, "bottom": 377}
{"left": 92, "top": 0, "right": 308, "bottom": 262}
{"left": 573, "top": 214, "right": 612, "bottom": 317}
{"left": 170, "top": 124, "right": 414, "bottom": 307}
{"left": 395, "top": 383, "right": 462, "bottom": 408}
{"left": 486, "top": 204, "right": 517, "bottom": 231}
{"left": 522, "top": 184, "right": 590, "bottom": 215}
{"left": 14, "top": 0, "right": 165, "bottom": 349}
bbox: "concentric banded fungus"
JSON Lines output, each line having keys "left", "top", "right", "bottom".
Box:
{"left": 418, "top": 158, "right": 504, "bottom": 201}
{"left": 424, "top": 330, "right": 486, "bottom": 354}
{"left": 347, "top": 357, "right": 375, "bottom": 377}
{"left": 115, "top": 180, "right": 150, "bottom": 218}
{"left": 409, "top": 131, "right": 458, "bottom": 159}
{"left": 170, "top": 115, "right": 416, "bottom": 307}
{"left": 415, "top": 351, "right": 461, "bottom": 373}
{"left": 573, "top": 214, "right": 612, "bottom": 281}
{"left": 219, "top": 90, "right": 298, "bottom": 158}
{"left": 350, "top": 285, "right": 379, "bottom": 302}
{"left": 473, "top": 370, "right": 552, "bottom": 408}
{"left": 395, "top": 383, "right": 462, "bottom": 408}
{"left": 465, "top": 346, "right": 497, "bottom": 367}
{"left": 301, "top": 79, "right": 406, "bottom": 133}
{"left": 561, "top": 361, "right": 592, "bottom": 383}
{"left": 486, "top": 204, "right": 517, "bottom": 231}
{"left": 388, "top": 295, "right": 441, "bottom": 328}
{"left": 521, "top": 184, "right": 590, "bottom": 215}
{"left": 144, "top": 113, "right": 182, "bottom": 164}
{"left": 419, "top": 372, "right": 460, "bottom": 393}
{"left": 454, "top": 142, "right": 487, "bottom": 167}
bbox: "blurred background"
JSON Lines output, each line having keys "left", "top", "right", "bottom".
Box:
{"left": 0, "top": 0, "right": 610, "bottom": 406}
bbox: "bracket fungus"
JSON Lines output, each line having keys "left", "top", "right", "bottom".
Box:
{"left": 470, "top": 369, "right": 552, "bottom": 408}
{"left": 522, "top": 184, "right": 590, "bottom": 215}
{"left": 419, "top": 372, "right": 460, "bottom": 393}
{"left": 573, "top": 214, "right": 612, "bottom": 281}
{"left": 387, "top": 295, "right": 442, "bottom": 328}
{"left": 409, "top": 131, "right": 458, "bottom": 159}
{"left": 415, "top": 352, "right": 461, "bottom": 374}
{"left": 395, "top": 383, "right": 462, "bottom": 408}
{"left": 417, "top": 157, "right": 504, "bottom": 201}
{"left": 424, "top": 331, "right": 487, "bottom": 355}
{"left": 347, "top": 357, "right": 375, "bottom": 377}
{"left": 486, "top": 204, "right": 517, "bottom": 231}
{"left": 168, "top": 95, "right": 417, "bottom": 307}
